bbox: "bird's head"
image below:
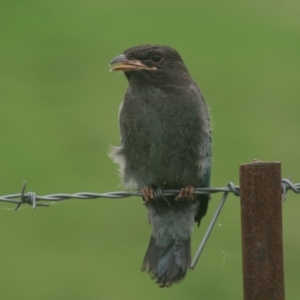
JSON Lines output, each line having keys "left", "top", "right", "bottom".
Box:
{"left": 109, "top": 45, "right": 191, "bottom": 85}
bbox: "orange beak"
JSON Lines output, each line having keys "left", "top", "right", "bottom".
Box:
{"left": 109, "top": 54, "right": 157, "bottom": 72}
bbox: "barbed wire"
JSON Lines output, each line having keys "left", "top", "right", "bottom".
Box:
{"left": 0, "top": 179, "right": 299, "bottom": 211}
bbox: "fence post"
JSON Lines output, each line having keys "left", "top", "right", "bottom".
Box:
{"left": 239, "top": 161, "right": 285, "bottom": 300}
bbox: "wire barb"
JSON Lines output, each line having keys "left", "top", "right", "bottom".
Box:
{"left": 12, "top": 181, "right": 50, "bottom": 211}
{"left": 14, "top": 181, "right": 27, "bottom": 211}
{"left": 281, "top": 178, "right": 300, "bottom": 201}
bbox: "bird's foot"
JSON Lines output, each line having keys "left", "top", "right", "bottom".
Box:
{"left": 175, "top": 186, "right": 195, "bottom": 201}
{"left": 141, "top": 187, "right": 155, "bottom": 202}
{"left": 141, "top": 187, "right": 170, "bottom": 206}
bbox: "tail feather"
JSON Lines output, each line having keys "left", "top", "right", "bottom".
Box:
{"left": 142, "top": 197, "right": 202, "bottom": 287}
{"left": 142, "top": 235, "right": 191, "bottom": 287}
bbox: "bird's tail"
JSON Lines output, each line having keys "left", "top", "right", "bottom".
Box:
{"left": 142, "top": 234, "right": 191, "bottom": 287}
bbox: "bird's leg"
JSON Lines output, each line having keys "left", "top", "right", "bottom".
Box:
{"left": 176, "top": 186, "right": 195, "bottom": 201}
{"left": 141, "top": 186, "right": 155, "bottom": 202}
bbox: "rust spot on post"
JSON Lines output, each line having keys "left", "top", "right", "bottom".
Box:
{"left": 240, "top": 162, "right": 285, "bottom": 300}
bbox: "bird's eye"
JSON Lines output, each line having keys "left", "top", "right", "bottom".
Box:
{"left": 151, "top": 53, "right": 163, "bottom": 63}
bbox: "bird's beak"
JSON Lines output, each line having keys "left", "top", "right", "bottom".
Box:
{"left": 109, "top": 54, "right": 157, "bottom": 72}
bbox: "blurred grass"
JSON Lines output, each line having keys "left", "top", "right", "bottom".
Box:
{"left": 0, "top": 0, "right": 300, "bottom": 299}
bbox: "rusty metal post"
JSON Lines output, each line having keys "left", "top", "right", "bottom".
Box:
{"left": 240, "top": 162, "right": 285, "bottom": 300}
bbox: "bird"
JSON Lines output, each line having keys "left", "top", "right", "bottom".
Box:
{"left": 109, "top": 45, "right": 212, "bottom": 287}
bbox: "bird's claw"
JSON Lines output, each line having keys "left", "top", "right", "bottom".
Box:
{"left": 141, "top": 187, "right": 155, "bottom": 202}
{"left": 141, "top": 187, "right": 170, "bottom": 206}
{"left": 175, "top": 186, "right": 195, "bottom": 201}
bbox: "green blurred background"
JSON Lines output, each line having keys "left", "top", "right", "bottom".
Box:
{"left": 1, "top": 0, "right": 299, "bottom": 299}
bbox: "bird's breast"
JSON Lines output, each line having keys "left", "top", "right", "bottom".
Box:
{"left": 118, "top": 86, "right": 208, "bottom": 188}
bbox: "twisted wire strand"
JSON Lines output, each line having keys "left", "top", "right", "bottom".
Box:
{"left": 0, "top": 179, "right": 298, "bottom": 211}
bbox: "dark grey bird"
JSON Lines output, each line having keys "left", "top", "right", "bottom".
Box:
{"left": 109, "top": 45, "right": 212, "bottom": 287}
